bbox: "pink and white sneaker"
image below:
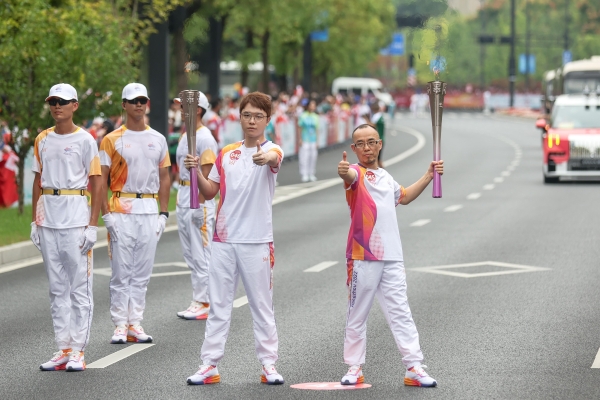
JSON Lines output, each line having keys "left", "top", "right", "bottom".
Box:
{"left": 341, "top": 364, "right": 364, "bottom": 385}
{"left": 111, "top": 325, "right": 128, "bottom": 344}
{"left": 404, "top": 365, "right": 437, "bottom": 387}
{"left": 187, "top": 364, "right": 220, "bottom": 385}
{"left": 66, "top": 351, "right": 86, "bottom": 372}
{"left": 183, "top": 302, "right": 209, "bottom": 320}
{"left": 127, "top": 324, "right": 153, "bottom": 343}
{"left": 177, "top": 301, "right": 195, "bottom": 318}
{"left": 40, "top": 349, "right": 71, "bottom": 371}
{"left": 261, "top": 364, "right": 284, "bottom": 385}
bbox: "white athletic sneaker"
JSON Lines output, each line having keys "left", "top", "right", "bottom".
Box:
{"left": 301, "top": 175, "right": 309, "bottom": 182}
{"left": 127, "top": 324, "right": 153, "bottom": 343}
{"left": 309, "top": 175, "right": 317, "bottom": 182}
{"left": 261, "top": 364, "right": 284, "bottom": 385}
{"left": 187, "top": 364, "right": 220, "bottom": 385}
{"left": 111, "top": 325, "right": 128, "bottom": 344}
{"left": 341, "top": 364, "right": 364, "bottom": 385}
{"left": 177, "top": 301, "right": 195, "bottom": 318}
{"left": 404, "top": 365, "right": 437, "bottom": 387}
{"left": 183, "top": 301, "right": 209, "bottom": 320}
{"left": 40, "top": 349, "right": 71, "bottom": 371}
{"left": 66, "top": 351, "right": 85, "bottom": 372}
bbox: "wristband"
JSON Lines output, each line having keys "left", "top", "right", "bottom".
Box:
{"left": 159, "top": 211, "right": 169, "bottom": 218}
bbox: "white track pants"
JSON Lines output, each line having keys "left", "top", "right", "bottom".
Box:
{"left": 176, "top": 204, "right": 215, "bottom": 303}
{"left": 344, "top": 259, "right": 424, "bottom": 368}
{"left": 108, "top": 213, "right": 158, "bottom": 326}
{"left": 299, "top": 142, "right": 317, "bottom": 178}
{"left": 39, "top": 226, "right": 93, "bottom": 351}
{"left": 201, "top": 242, "right": 278, "bottom": 366}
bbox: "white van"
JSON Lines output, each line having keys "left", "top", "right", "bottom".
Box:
{"left": 331, "top": 77, "right": 393, "bottom": 106}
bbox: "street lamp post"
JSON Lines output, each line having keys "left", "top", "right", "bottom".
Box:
{"left": 509, "top": 0, "right": 516, "bottom": 107}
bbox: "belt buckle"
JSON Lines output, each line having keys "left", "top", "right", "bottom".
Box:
{"left": 136, "top": 193, "right": 143, "bottom": 199}
{"left": 115, "top": 192, "right": 121, "bottom": 198}
{"left": 80, "top": 189, "right": 85, "bottom": 196}
{"left": 53, "top": 189, "right": 60, "bottom": 196}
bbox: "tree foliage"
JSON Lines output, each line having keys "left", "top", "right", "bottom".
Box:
{"left": 0, "top": 0, "right": 183, "bottom": 212}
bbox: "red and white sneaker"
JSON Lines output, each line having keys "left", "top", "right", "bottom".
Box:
{"left": 177, "top": 301, "right": 195, "bottom": 318}
{"left": 341, "top": 364, "right": 364, "bottom": 385}
{"left": 261, "top": 364, "right": 284, "bottom": 385}
{"left": 183, "top": 302, "right": 209, "bottom": 320}
{"left": 187, "top": 364, "right": 220, "bottom": 385}
{"left": 66, "top": 351, "right": 86, "bottom": 372}
{"left": 111, "top": 325, "right": 128, "bottom": 344}
{"left": 40, "top": 349, "right": 71, "bottom": 371}
{"left": 404, "top": 365, "right": 437, "bottom": 387}
{"left": 127, "top": 324, "right": 153, "bottom": 343}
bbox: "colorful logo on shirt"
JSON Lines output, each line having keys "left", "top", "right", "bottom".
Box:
{"left": 64, "top": 146, "right": 74, "bottom": 155}
{"left": 365, "top": 171, "right": 376, "bottom": 184}
{"left": 147, "top": 142, "right": 156, "bottom": 150}
{"left": 229, "top": 149, "right": 241, "bottom": 164}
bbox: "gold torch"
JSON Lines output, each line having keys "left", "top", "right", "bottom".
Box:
{"left": 427, "top": 80, "right": 446, "bottom": 198}
{"left": 179, "top": 90, "right": 200, "bottom": 209}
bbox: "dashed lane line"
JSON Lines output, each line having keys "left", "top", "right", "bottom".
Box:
{"left": 467, "top": 193, "right": 482, "bottom": 200}
{"left": 233, "top": 296, "right": 248, "bottom": 308}
{"left": 483, "top": 184, "right": 495, "bottom": 190}
{"left": 494, "top": 177, "right": 505, "bottom": 183}
{"left": 410, "top": 219, "right": 431, "bottom": 227}
{"left": 443, "top": 205, "right": 463, "bottom": 212}
{"left": 592, "top": 348, "right": 600, "bottom": 368}
{"left": 87, "top": 344, "right": 155, "bottom": 369}
{"left": 304, "top": 261, "right": 338, "bottom": 272}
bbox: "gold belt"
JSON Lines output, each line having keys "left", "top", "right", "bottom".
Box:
{"left": 114, "top": 192, "right": 158, "bottom": 199}
{"left": 42, "top": 188, "right": 90, "bottom": 196}
{"left": 179, "top": 180, "right": 190, "bottom": 186}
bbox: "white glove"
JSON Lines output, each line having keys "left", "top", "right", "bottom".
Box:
{"left": 102, "top": 213, "right": 119, "bottom": 242}
{"left": 191, "top": 206, "right": 205, "bottom": 229}
{"left": 30, "top": 222, "right": 41, "bottom": 251}
{"left": 156, "top": 214, "right": 168, "bottom": 241}
{"left": 79, "top": 226, "right": 98, "bottom": 254}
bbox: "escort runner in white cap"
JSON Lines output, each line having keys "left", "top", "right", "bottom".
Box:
{"left": 173, "top": 92, "right": 218, "bottom": 320}
{"left": 184, "top": 92, "right": 285, "bottom": 386}
{"left": 33, "top": 83, "right": 102, "bottom": 372}
{"left": 337, "top": 124, "right": 443, "bottom": 387}
{"left": 99, "top": 83, "right": 171, "bottom": 344}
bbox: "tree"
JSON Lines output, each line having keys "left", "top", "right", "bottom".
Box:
{"left": 0, "top": 0, "right": 183, "bottom": 214}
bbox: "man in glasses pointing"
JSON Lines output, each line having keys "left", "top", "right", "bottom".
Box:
{"left": 99, "top": 83, "right": 171, "bottom": 344}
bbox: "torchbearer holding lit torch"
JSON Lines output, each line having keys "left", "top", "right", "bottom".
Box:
{"left": 427, "top": 79, "right": 447, "bottom": 198}
{"left": 174, "top": 91, "right": 218, "bottom": 320}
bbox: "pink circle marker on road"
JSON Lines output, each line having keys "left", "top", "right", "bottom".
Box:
{"left": 290, "top": 382, "right": 372, "bottom": 391}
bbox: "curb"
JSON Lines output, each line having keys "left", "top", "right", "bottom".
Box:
{"left": 0, "top": 213, "right": 179, "bottom": 268}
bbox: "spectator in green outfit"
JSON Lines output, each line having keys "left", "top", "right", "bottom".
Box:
{"left": 371, "top": 103, "right": 385, "bottom": 168}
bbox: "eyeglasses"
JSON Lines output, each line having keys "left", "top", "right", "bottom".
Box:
{"left": 241, "top": 112, "right": 266, "bottom": 122}
{"left": 353, "top": 139, "right": 381, "bottom": 149}
{"left": 125, "top": 98, "right": 148, "bottom": 105}
{"left": 47, "top": 98, "right": 75, "bottom": 107}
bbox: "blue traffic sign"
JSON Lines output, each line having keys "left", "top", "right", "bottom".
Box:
{"left": 380, "top": 33, "right": 404, "bottom": 56}
{"left": 519, "top": 54, "right": 536, "bottom": 74}
{"left": 562, "top": 50, "right": 572, "bottom": 65}
{"left": 310, "top": 30, "right": 329, "bottom": 42}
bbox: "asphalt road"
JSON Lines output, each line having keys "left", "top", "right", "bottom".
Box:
{"left": 1, "top": 112, "right": 600, "bottom": 400}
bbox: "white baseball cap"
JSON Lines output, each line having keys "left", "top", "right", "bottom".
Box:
{"left": 45, "top": 83, "right": 78, "bottom": 102}
{"left": 174, "top": 91, "right": 210, "bottom": 110}
{"left": 122, "top": 83, "right": 149, "bottom": 100}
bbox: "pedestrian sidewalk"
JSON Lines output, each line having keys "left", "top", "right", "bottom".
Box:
{"left": 0, "top": 214, "right": 178, "bottom": 269}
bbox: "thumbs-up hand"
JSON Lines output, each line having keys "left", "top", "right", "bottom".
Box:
{"left": 338, "top": 151, "right": 350, "bottom": 176}
{"left": 252, "top": 140, "right": 266, "bottom": 166}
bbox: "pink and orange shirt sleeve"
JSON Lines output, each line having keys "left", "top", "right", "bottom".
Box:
{"left": 268, "top": 148, "right": 283, "bottom": 173}
{"left": 345, "top": 164, "right": 379, "bottom": 260}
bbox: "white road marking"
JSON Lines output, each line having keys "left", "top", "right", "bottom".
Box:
{"left": 501, "top": 171, "right": 511, "bottom": 177}
{"left": 483, "top": 184, "right": 495, "bottom": 190}
{"left": 410, "top": 219, "right": 431, "bottom": 227}
{"left": 592, "top": 348, "right": 600, "bottom": 368}
{"left": 443, "top": 205, "right": 463, "bottom": 212}
{"left": 494, "top": 177, "right": 504, "bottom": 183}
{"left": 507, "top": 165, "right": 515, "bottom": 171}
{"left": 304, "top": 261, "right": 338, "bottom": 272}
{"left": 409, "top": 261, "right": 550, "bottom": 278}
{"left": 87, "top": 344, "right": 154, "bottom": 369}
{"left": 233, "top": 296, "right": 248, "bottom": 308}
{"left": 467, "top": 193, "right": 481, "bottom": 200}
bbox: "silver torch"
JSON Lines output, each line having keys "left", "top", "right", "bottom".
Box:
{"left": 426, "top": 80, "right": 446, "bottom": 198}
{"left": 180, "top": 90, "right": 200, "bottom": 209}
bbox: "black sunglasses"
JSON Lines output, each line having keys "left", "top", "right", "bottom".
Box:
{"left": 48, "top": 98, "right": 75, "bottom": 106}
{"left": 125, "top": 98, "right": 148, "bottom": 105}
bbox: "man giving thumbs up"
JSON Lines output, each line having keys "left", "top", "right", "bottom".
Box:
{"left": 184, "top": 92, "right": 285, "bottom": 386}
